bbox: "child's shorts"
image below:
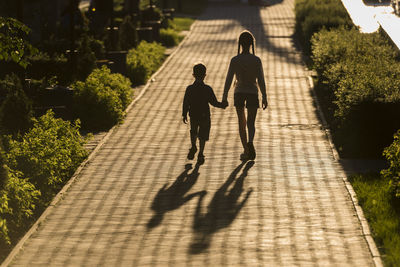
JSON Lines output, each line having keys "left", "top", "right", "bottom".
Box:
{"left": 190, "top": 117, "right": 211, "bottom": 141}
{"left": 234, "top": 93, "right": 259, "bottom": 108}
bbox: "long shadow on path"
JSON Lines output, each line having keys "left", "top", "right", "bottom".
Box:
{"left": 147, "top": 163, "right": 206, "bottom": 229}
{"left": 189, "top": 161, "right": 254, "bottom": 254}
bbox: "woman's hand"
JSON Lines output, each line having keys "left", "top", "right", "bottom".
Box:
{"left": 262, "top": 98, "right": 268, "bottom": 110}
{"left": 222, "top": 99, "right": 229, "bottom": 108}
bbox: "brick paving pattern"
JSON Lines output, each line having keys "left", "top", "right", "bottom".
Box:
{"left": 8, "top": 0, "right": 375, "bottom": 266}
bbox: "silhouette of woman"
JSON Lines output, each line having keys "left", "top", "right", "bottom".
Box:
{"left": 222, "top": 30, "right": 268, "bottom": 160}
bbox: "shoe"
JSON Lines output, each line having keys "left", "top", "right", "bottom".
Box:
{"left": 187, "top": 146, "right": 197, "bottom": 160}
{"left": 197, "top": 154, "right": 205, "bottom": 165}
{"left": 247, "top": 142, "right": 256, "bottom": 160}
{"left": 240, "top": 152, "right": 249, "bottom": 161}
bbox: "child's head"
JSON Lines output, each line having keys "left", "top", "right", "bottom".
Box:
{"left": 193, "top": 63, "right": 206, "bottom": 80}
{"left": 238, "top": 30, "right": 255, "bottom": 55}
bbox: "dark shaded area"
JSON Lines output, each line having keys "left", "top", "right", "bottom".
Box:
{"left": 147, "top": 163, "right": 205, "bottom": 229}
{"left": 189, "top": 161, "right": 254, "bottom": 254}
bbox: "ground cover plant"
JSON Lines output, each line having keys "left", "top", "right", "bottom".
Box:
{"left": 350, "top": 173, "right": 400, "bottom": 266}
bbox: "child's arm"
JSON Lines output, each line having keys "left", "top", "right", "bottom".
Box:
{"left": 182, "top": 87, "right": 190, "bottom": 123}
{"left": 209, "top": 87, "right": 227, "bottom": 109}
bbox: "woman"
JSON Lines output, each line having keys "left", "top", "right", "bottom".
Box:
{"left": 222, "top": 30, "right": 268, "bottom": 160}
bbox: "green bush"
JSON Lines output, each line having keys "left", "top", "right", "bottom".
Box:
{"left": 72, "top": 66, "right": 133, "bottom": 130}
{"left": 382, "top": 130, "right": 400, "bottom": 198}
{"left": 160, "top": 28, "right": 183, "bottom": 47}
{"left": 3, "top": 169, "right": 40, "bottom": 234}
{"left": 126, "top": 41, "right": 165, "bottom": 85}
{"left": 294, "top": 0, "right": 352, "bottom": 55}
{"left": 6, "top": 110, "right": 87, "bottom": 204}
{"left": 311, "top": 27, "right": 400, "bottom": 157}
{"left": 0, "top": 75, "right": 33, "bottom": 135}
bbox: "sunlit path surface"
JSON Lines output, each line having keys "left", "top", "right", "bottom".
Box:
{"left": 7, "top": 1, "right": 375, "bottom": 266}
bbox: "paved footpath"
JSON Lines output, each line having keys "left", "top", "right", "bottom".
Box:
{"left": 6, "top": 1, "right": 378, "bottom": 266}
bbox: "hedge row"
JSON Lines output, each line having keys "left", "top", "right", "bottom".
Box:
{"left": 311, "top": 27, "right": 400, "bottom": 157}
{"left": 126, "top": 41, "right": 166, "bottom": 85}
{"left": 0, "top": 110, "right": 87, "bottom": 248}
{"left": 294, "top": 0, "right": 352, "bottom": 55}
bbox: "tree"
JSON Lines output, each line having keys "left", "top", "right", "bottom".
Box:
{"left": 0, "top": 17, "right": 38, "bottom": 68}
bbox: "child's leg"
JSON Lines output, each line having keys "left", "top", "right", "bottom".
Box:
{"left": 190, "top": 119, "right": 199, "bottom": 149}
{"left": 198, "top": 139, "right": 206, "bottom": 156}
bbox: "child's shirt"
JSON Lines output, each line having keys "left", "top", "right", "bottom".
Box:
{"left": 182, "top": 80, "right": 222, "bottom": 120}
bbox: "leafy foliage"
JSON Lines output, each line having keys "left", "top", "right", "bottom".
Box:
{"left": 382, "top": 130, "right": 400, "bottom": 198}
{"left": 126, "top": 41, "right": 165, "bottom": 85}
{"left": 6, "top": 110, "right": 88, "bottom": 204}
{"left": 72, "top": 66, "right": 133, "bottom": 131}
{"left": 311, "top": 28, "right": 400, "bottom": 157}
{"left": 0, "top": 17, "right": 38, "bottom": 68}
{"left": 294, "top": 0, "right": 352, "bottom": 55}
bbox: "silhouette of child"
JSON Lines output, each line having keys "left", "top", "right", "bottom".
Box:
{"left": 182, "top": 63, "right": 226, "bottom": 164}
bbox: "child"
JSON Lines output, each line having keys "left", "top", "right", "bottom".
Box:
{"left": 182, "top": 63, "right": 226, "bottom": 164}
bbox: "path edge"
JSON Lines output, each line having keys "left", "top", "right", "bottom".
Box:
{"left": 0, "top": 20, "right": 198, "bottom": 267}
{"left": 307, "top": 76, "right": 383, "bottom": 267}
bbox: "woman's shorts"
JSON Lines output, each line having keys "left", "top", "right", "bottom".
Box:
{"left": 234, "top": 93, "right": 259, "bottom": 108}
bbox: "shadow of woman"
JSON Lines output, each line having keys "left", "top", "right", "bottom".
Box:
{"left": 147, "top": 163, "right": 206, "bottom": 229}
{"left": 189, "top": 161, "right": 254, "bottom": 254}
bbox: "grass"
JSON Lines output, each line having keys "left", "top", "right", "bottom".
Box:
{"left": 173, "top": 17, "right": 195, "bottom": 31}
{"left": 349, "top": 173, "right": 400, "bottom": 266}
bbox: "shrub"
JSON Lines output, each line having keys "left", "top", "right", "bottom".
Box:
{"left": 119, "top": 15, "right": 138, "bottom": 50}
{"left": 6, "top": 110, "right": 87, "bottom": 204}
{"left": 3, "top": 169, "right": 40, "bottom": 234}
{"left": 160, "top": 28, "right": 183, "bottom": 47}
{"left": 0, "top": 147, "right": 40, "bottom": 247}
{"left": 72, "top": 66, "right": 133, "bottom": 130}
{"left": 311, "top": 27, "right": 400, "bottom": 157}
{"left": 294, "top": 0, "right": 352, "bottom": 54}
{"left": 0, "top": 75, "right": 33, "bottom": 135}
{"left": 126, "top": 41, "right": 165, "bottom": 85}
{"left": 382, "top": 130, "right": 400, "bottom": 198}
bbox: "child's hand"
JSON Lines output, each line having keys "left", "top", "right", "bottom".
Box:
{"left": 183, "top": 115, "right": 188, "bottom": 124}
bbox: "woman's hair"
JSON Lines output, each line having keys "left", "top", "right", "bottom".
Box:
{"left": 238, "top": 30, "right": 255, "bottom": 55}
